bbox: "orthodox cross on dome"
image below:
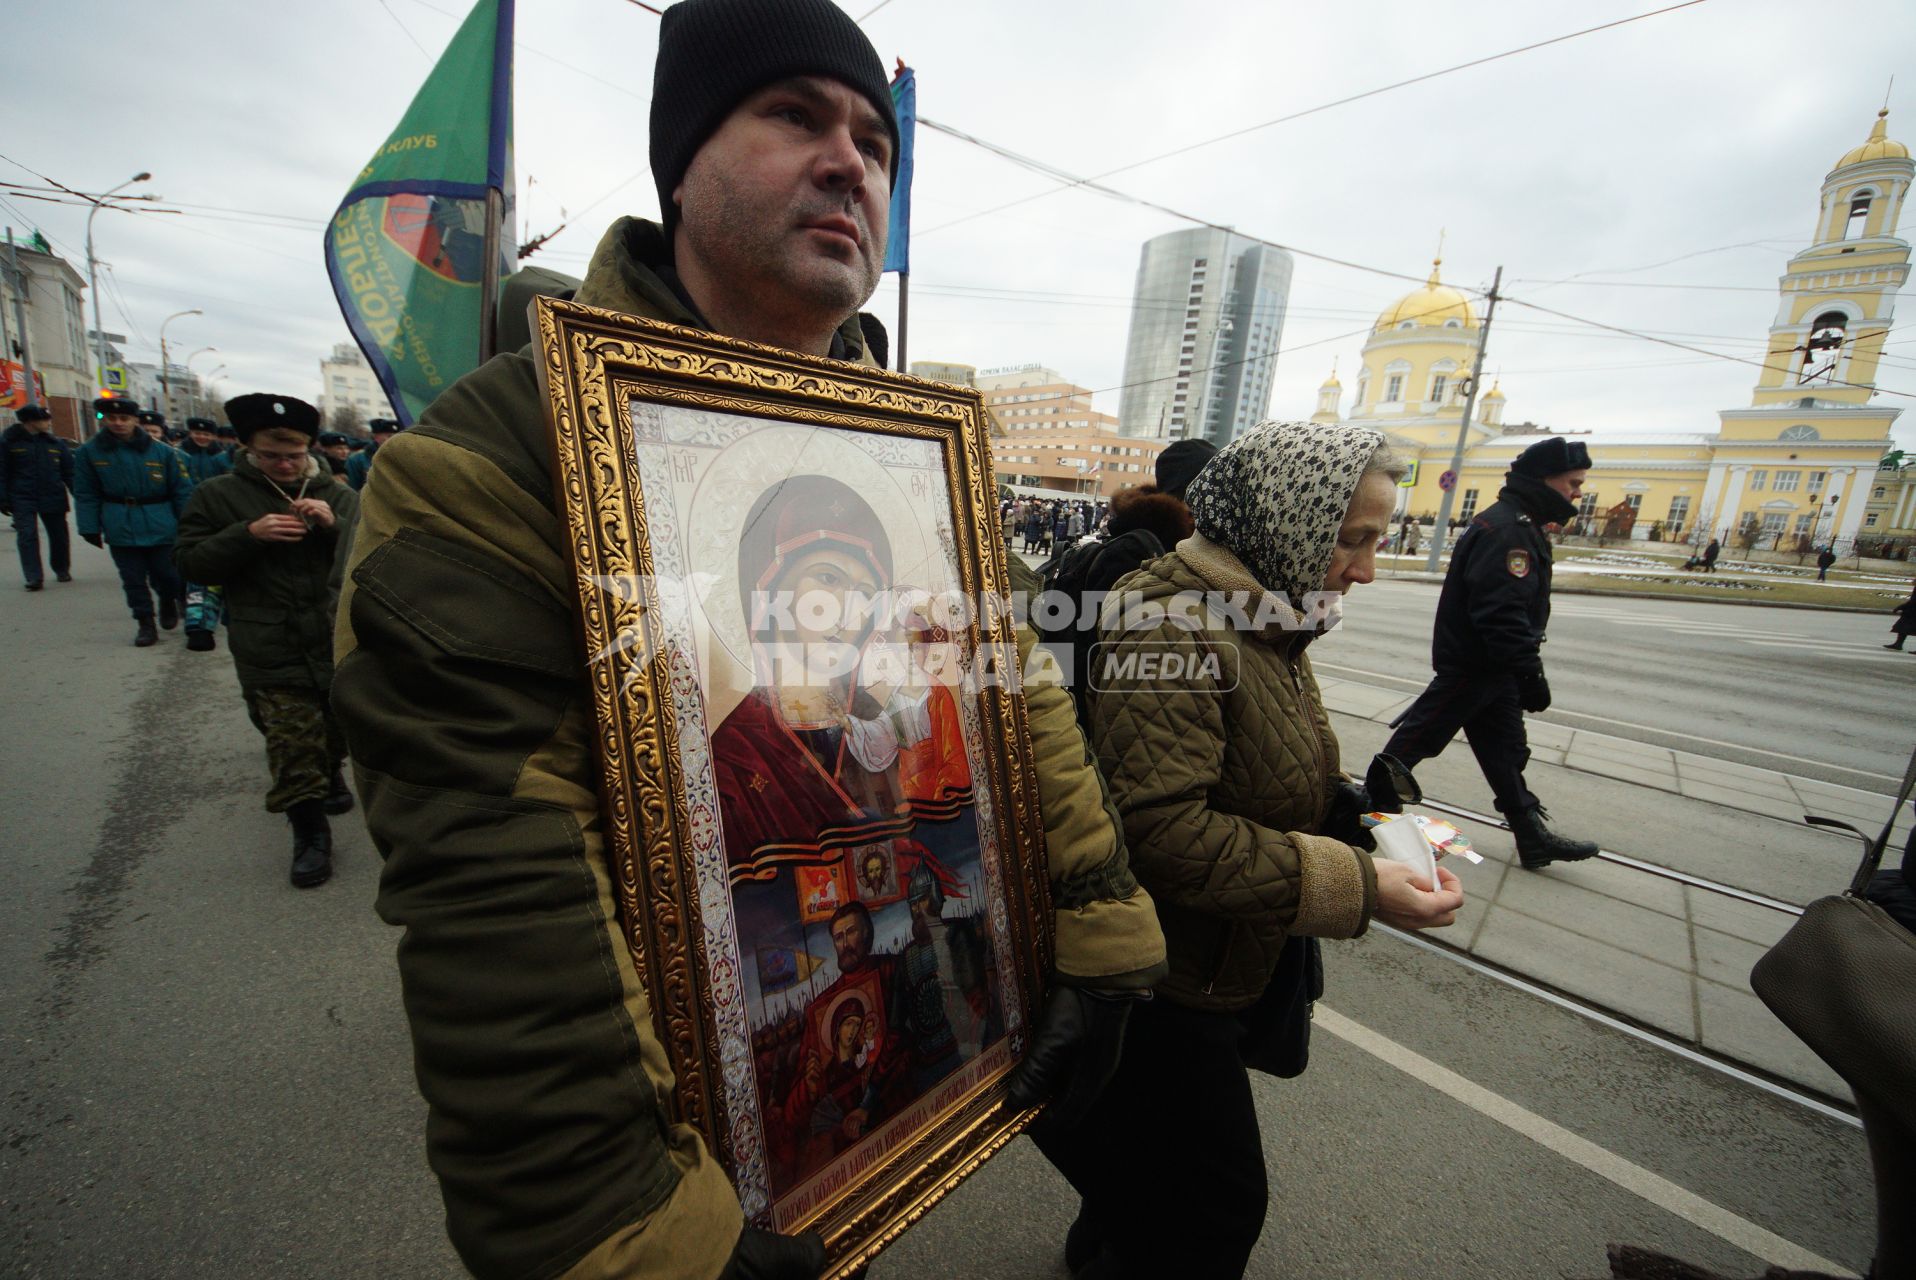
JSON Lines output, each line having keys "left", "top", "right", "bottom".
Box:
{"left": 1428, "top": 228, "right": 1447, "bottom": 286}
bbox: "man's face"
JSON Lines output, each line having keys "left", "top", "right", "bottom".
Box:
{"left": 103, "top": 412, "right": 138, "bottom": 439}
{"left": 248, "top": 428, "right": 311, "bottom": 486}
{"left": 373, "top": 430, "right": 395, "bottom": 446}
{"left": 1545, "top": 468, "right": 1589, "bottom": 503}
{"left": 23, "top": 416, "right": 48, "bottom": 435}
{"left": 323, "top": 442, "right": 350, "bottom": 462}
{"left": 141, "top": 421, "right": 164, "bottom": 441}
{"left": 830, "top": 912, "right": 872, "bottom": 973}
{"left": 190, "top": 428, "right": 216, "bottom": 449}
{"left": 674, "top": 75, "right": 891, "bottom": 326}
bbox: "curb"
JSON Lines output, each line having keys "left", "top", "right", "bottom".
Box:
{"left": 1379, "top": 570, "right": 1897, "bottom": 614}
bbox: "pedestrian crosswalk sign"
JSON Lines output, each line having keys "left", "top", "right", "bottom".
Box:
{"left": 1398, "top": 458, "right": 1419, "bottom": 488}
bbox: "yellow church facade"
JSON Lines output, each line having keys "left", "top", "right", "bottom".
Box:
{"left": 1309, "top": 110, "right": 1911, "bottom": 550}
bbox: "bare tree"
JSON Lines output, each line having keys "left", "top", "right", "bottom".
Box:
{"left": 328, "top": 403, "right": 365, "bottom": 436}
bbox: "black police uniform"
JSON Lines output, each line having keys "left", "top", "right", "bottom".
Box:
{"left": 1383, "top": 479, "right": 1560, "bottom": 815}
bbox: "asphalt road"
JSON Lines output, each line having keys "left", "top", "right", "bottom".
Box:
{"left": 0, "top": 542, "right": 1881, "bottom": 1277}
{"left": 1320, "top": 577, "right": 1916, "bottom": 790}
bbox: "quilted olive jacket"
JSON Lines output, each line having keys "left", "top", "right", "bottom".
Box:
{"left": 1090, "top": 533, "right": 1378, "bottom": 1012}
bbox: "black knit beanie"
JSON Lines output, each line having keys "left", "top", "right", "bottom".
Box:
{"left": 1154, "top": 438, "right": 1219, "bottom": 502}
{"left": 650, "top": 0, "right": 899, "bottom": 237}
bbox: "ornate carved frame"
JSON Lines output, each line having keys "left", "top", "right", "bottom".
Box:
{"left": 534, "top": 297, "right": 1052, "bottom": 1276}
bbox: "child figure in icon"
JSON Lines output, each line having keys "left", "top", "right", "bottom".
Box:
{"left": 713, "top": 474, "right": 1004, "bottom": 1199}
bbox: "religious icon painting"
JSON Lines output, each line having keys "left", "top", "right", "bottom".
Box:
{"left": 534, "top": 299, "right": 1053, "bottom": 1278}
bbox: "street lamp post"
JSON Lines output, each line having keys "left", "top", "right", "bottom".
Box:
{"left": 85, "top": 171, "right": 152, "bottom": 420}
{"left": 186, "top": 347, "right": 219, "bottom": 418}
{"left": 158, "top": 309, "right": 203, "bottom": 420}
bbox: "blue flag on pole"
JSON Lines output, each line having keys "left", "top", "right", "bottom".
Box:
{"left": 883, "top": 66, "right": 915, "bottom": 275}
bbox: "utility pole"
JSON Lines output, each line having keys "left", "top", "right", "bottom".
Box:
{"left": 1424, "top": 265, "right": 1502, "bottom": 574}
{"left": 4, "top": 231, "right": 38, "bottom": 411}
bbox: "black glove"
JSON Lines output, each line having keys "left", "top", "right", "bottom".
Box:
{"left": 1003, "top": 986, "right": 1136, "bottom": 1131}
{"left": 82, "top": 531, "right": 103, "bottom": 548}
{"left": 1321, "top": 779, "right": 1376, "bottom": 851}
{"left": 718, "top": 1227, "right": 827, "bottom": 1280}
{"left": 1518, "top": 670, "right": 1551, "bottom": 713}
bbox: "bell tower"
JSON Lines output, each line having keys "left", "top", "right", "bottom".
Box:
{"left": 1708, "top": 109, "right": 1909, "bottom": 549}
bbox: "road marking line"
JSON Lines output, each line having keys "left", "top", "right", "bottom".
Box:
{"left": 1311, "top": 662, "right": 1901, "bottom": 785}
{"left": 1313, "top": 1006, "right": 1858, "bottom": 1277}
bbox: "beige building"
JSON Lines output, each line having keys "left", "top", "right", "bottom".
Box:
{"left": 1308, "top": 109, "right": 1910, "bottom": 554}
{"left": 978, "top": 365, "right": 1165, "bottom": 497}
{"left": 1, "top": 237, "right": 95, "bottom": 440}
{"left": 317, "top": 341, "right": 386, "bottom": 431}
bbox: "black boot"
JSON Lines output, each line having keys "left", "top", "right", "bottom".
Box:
{"left": 186, "top": 629, "right": 216, "bottom": 652}
{"left": 134, "top": 617, "right": 158, "bottom": 647}
{"left": 1064, "top": 1210, "right": 1103, "bottom": 1275}
{"left": 288, "top": 799, "right": 333, "bottom": 888}
{"left": 159, "top": 597, "right": 180, "bottom": 630}
{"left": 324, "top": 768, "right": 356, "bottom": 816}
{"left": 1508, "top": 806, "right": 1599, "bottom": 871}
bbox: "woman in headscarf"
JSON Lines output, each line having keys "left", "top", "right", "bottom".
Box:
{"left": 1043, "top": 420, "right": 1465, "bottom": 1280}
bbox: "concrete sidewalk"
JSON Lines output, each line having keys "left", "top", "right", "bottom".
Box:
{"left": 1321, "top": 686, "right": 1903, "bottom": 1104}
{"left": 1318, "top": 674, "right": 1911, "bottom": 845}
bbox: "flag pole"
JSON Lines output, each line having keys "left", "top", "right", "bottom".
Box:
{"left": 896, "top": 271, "right": 909, "bottom": 372}
{"left": 480, "top": 187, "right": 503, "bottom": 363}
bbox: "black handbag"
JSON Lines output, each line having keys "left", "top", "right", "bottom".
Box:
{"left": 1238, "top": 934, "right": 1324, "bottom": 1079}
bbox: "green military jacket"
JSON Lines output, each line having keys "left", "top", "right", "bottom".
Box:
{"left": 332, "top": 217, "right": 1166, "bottom": 1280}
{"left": 1090, "top": 534, "right": 1379, "bottom": 1012}
{"left": 175, "top": 454, "right": 360, "bottom": 694}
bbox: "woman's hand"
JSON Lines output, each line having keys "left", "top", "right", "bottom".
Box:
{"left": 1372, "top": 860, "right": 1464, "bottom": 930}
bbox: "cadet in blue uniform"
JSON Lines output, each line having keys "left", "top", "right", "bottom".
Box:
{"left": 1383, "top": 436, "right": 1600, "bottom": 869}
{"left": 73, "top": 397, "right": 194, "bottom": 646}
{"left": 343, "top": 418, "right": 397, "bottom": 491}
{"left": 178, "top": 418, "right": 232, "bottom": 649}
{"left": 216, "top": 423, "right": 240, "bottom": 459}
{"left": 316, "top": 431, "right": 353, "bottom": 478}
{"left": 1, "top": 404, "right": 75, "bottom": 590}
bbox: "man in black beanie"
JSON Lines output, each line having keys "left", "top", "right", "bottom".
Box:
{"left": 1382, "top": 435, "right": 1601, "bottom": 869}
{"left": 331, "top": 3, "right": 1164, "bottom": 1278}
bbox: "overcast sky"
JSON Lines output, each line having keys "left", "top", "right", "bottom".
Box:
{"left": 4, "top": 0, "right": 1912, "bottom": 449}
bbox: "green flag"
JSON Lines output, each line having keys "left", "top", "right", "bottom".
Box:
{"left": 325, "top": 0, "right": 513, "bottom": 425}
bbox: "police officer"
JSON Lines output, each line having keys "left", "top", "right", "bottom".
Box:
{"left": 344, "top": 418, "right": 398, "bottom": 491}
{"left": 316, "top": 431, "right": 353, "bottom": 477}
{"left": 138, "top": 409, "right": 168, "bottom": 442}
{"left": 1382, "top": 436, "right": 1600, "bottom": 869}
{"left": 1, "top": 404, "right": 75, "bottom": 590}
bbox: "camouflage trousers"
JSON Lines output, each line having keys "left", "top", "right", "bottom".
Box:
{"left": 244, "top": 687, "right": 346, "bottom": 813}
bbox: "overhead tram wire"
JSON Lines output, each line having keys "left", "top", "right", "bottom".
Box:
{"left": 916, "top": 0, "right": 1714, "bottom": 238}
{"left": 1499, "top": 292, "right": 1916, "bottom": 400}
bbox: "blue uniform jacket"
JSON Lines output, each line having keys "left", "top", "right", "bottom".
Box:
{"left": 73, "top": 430, "right": 194, "bottom": 547}
{"left": 344, "top": 445, "right": 376, "bottom": 491}
{"left": 178, "top": 440, "right": 232, "bottom": 485}
{"left": 1, "top": 424, "right": 75, "bottom": 513}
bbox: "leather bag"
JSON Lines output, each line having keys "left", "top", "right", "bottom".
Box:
{"left": 1749, "top": 747, "right": 1916, "bottom": 1136}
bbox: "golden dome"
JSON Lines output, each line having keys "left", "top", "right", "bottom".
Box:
{"left": 1835, "top": 109, "right": 1909, "bottom": 170}
{"left": 1320, "top": 360, "right": 1341, "bottom": 388}
{"left": 1482, "top": 380, "right": 1505, "bottom": 401}
{"left": 1376, "top": 258, "right": 1478, "bottom": 331}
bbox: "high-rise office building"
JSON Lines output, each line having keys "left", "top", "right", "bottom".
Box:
{"left": 1116, "top": 227, "right": 1292, "bottom": 444}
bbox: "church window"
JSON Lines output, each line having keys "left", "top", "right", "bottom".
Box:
{"left": 1355, "top": 372, "right": 1370, "bottom": 405}
{"left": 1798, "top": 311, "right": 1847, "bottom": 384}
{"left": 1444, "top": 319, "right": 1463, "bottom": 328}
{"left": 1577, "top": 492, "right": 1600, "bottom": 523}
{"left": 1778, "top": 425, "right": 1821, "bottom": 442}
{"left": 1384, "top": 374, "right": 1404, "bottom": 402}
{"left": 1773, "top": 470, "right": 1801, "bottom": 493}
{"left": 1430, "top": 375, "right": 1448, "bottom": 403}
{"left": 1666, "top": 496, "right": 1691, "bottom": 531}
{"left": 1866, "top": 513, "right": 1879, "bottom": 528}
{"left": 1844, "top": 191, "right": 1872, "bottom": 240}
{"left": 1459, "top": 488, "right": 1480, "bottom": 522}
{"left": 1748, "top": 470, "right": 1766, "bottom": 491}
{"left": 1624, "top": 494, "right": 1643, "bottom": 514}
{"left": 1874, "top": 486, "right": 1887, "bottom": 500}
{"left": 1808, "top": 471, "right": 1827, "bottom": 490}
{"left": 1761, "top": 513, "right": 1787, "bottom": 539}
{"left": 1397, "top": 320, "right": 1415, "bottom": 330}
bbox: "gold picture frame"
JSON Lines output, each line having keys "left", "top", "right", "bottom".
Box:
{"left": 533, "top": 297, "right": 1052, "bottom": 1276}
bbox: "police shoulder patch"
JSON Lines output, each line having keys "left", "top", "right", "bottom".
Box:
{"left": 1506, "top": 549, "right": 1531, "bottom": 578}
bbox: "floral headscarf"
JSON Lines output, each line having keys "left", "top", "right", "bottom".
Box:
{"left": 1183, "top": 420, "right": 1386, "bottom": 604}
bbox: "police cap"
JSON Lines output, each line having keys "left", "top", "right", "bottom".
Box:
{"left": 367, "top": 417, "right": 400, "bottom": 436}
{"left": 95, "top": 396, "right": 141, "bottom": 419}
{"left": 216, "top": 424, "right": 238, "bottom": 438}
{"left": 225, "top": 393, "right": 321, "bottom": 442}
{"left": 1511, "top": 436, "right": 1594, "bottom": 479}
{"left": 15, "top": 404, "right": 53, "bottom": 423}
{"left": 138, "top": 409, "right": 167, "bottom": 427}
{"left": 318, "top": 431, "right": 351, "bottom": 447}
{"left": 185, "top": 417, "right": 218, "bottom": 432}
